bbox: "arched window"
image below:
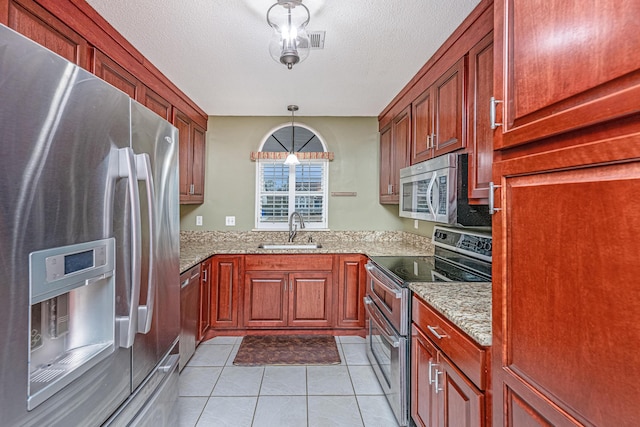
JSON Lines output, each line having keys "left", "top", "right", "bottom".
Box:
{"left": 253, "top": 123, "right": 331, "bottom": 230}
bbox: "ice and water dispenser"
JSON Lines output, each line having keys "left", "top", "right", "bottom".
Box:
{"left": 28, "top": 238, "right": 116, "bottom": 410}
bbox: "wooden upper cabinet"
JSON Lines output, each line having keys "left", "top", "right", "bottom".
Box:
{"left": 494, "top": 0, "right": 640, "bottom": 149}
{"left": 175, "top": 109, "right": 206, "bottom": 204}
{"left": 379, "top": 106, "right": 410, "bottom": 204}
{"left": 140, "top": 85, "right": 172, "bottom": 122}
{"left": 92, "top": 48, "right": 140, "bottom": 99}
{"left": 412, "top": 88, "right": 434, "bottom": 164}
{"left": 411, "top": 59, "right": 465, "bottom": 164}
{"left": 467, "top": 33, "right": 493, "bottom": 204}
{"left": 3, "top": 0, "right": 90, "bottom": 69}
{"left": 379, "top": 124, "right": 394, "bottom": 203}
{"left": 432, "top": 58, "right": 465, "bottom": 157}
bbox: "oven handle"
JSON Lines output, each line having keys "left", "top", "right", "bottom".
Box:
{"left": 364, "top": 297, "right": 401, "bottom": 348}
{"left": 365, "top": 263, "right": 402, "bottom": 299}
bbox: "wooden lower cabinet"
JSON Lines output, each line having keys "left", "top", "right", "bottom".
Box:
{"left": 197, "top": 257, "right": 212, "bottom": 342}
{"left": 412, "top": 296, "right": 486, "bottom": 427}
{"left": 210, "top": 256, "right": 241, "bottom": 329}
{"left": 492, "top": 137, "right": 640, "bottom": 426}
{"left": 335, "top": 254, "right": 367, "bottom": 329}
{"left": 244, "top": 270, "right": 332, "bottom": 328}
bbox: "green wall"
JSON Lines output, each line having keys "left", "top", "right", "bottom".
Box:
{"left": 180, "top": 116, "right": 406, "bottom": 231}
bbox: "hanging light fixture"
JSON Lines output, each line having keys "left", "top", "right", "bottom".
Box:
{"left": 284, "top": 105, "right": 300, "bottom": 165}
{"left": 266, "top": 0, "right": 311, "bottom": 70}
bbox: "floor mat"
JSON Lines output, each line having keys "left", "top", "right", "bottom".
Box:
{"left": 232, "top": 335, "right": 341, "bottom": 366}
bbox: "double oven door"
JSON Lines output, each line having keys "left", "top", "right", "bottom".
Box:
{"left": 364, "top": 261, "right": 410, "bottom": 427}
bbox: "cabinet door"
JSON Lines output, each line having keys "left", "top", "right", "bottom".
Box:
{"left": 392, "top": 106, "right": 411, "bottom": 192}
{"left": 412, "top": 88, "right": 434, "bottom": 164}
{"left": 174, "top": 109, "right": 195, "bottom": 203}
{"left": 92, "top": 49, "right": 140, "bottom": 99}
{"left": 492, "top": 147, "right": 640, "bottom": 426}
{"left": 211, "top": 256, "right": 240, "bottom": 329}
{"left": 140, "top": 85, "right": 172, "bottom": 121}
{"left": 198, "top": 258, "right": 212, "bottom": 342}
{"left": 335, "top": 255, "right": 366, "bottom": 329}
{"left": 4, "top": 0, "right": 90, "bottom": 69}
{"left": 288, "top": 272, "right": 332, "bottom": 328}
{"left": 439, "top": 354, "right": 484, "bottom": 427}
{"left": 244, "top": 272, "right": 287, "bottom": 328}
{"left": 190, "top": 123, "right": 206, "bottom": 202}
{"left": 433, "top": 58, "right": 465, "bottom": 157}
{"left": 494, "top": 0, "right": 640, "bottom": 149}
{"left": 379, "top": 124, "right": 394, "bottom": 203}
{"left": 467, "top": 33, "right": 493, "bottom": 204}
{"left": 412, "top": 325, "right": 438, "bottom": 427}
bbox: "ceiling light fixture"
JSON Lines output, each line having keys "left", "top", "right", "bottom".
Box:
{"left": 266, "top": 0, "right": 311, "bottom": 70}
{"left": 284, "top": 105, "right": 300, "bottom": 166}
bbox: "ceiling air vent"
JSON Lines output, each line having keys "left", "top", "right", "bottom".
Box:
{"left": 308, "top": 31, "right": 325, "bottom": 49}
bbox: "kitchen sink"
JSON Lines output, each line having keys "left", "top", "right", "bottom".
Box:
{"left": 258, "top": 243, "right": 323, "bottom": 250}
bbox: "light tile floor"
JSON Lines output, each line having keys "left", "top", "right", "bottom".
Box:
{"left": 179, "top": 336, "right": 400, "bottom": 427}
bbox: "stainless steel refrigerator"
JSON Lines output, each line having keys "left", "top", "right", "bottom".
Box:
{"left": 0, "top": 24, "right": 181, "bottom": 426}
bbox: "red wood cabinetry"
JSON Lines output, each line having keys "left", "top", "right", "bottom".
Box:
{"left": 198, "top": 257, "right": 212, "bottom": 342}
{"left": 92, "top": 48, "right": 141, "bottom": 99}
{"left": 493, "top": 0, "right": 640, "bottom": 149}
{"left": 3, "top": 0, "right": 90, "bottom": 69}
{"left": 210, "top": 256, "right": 241, "bottom": 329}
{"left": 175, "top": 109, "right": 206, "bottom": 204}
{"left": 412, "top": 58, "right": 466, "bottom": 165}
{"left": 467, "top": 33, "right": 493, "bottom": 203}
{"left": 1, "top": 0, "right": 208, "bottom": 205}
{"left": 492, "top": 2, "right": 640, "bottom": 425}
{"left": 380, "top": 107, "right": 411, "bottom": 204}
{"left": 335, "top": 254, "right": 366, "bottom": 329}
{"left": 412, "top": 296, "right": 486, "bottom": 427}
{"left": 243, "top": 255, "right": 333, "bottom": 329}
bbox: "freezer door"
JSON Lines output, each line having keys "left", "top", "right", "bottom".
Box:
{"left": 130, "top": 100, "right": 180, "bottom": 391}
{"left": 0, "top": 25, "right": 132, "bottom": 426}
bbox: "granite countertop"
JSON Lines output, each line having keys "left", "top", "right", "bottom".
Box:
{"left": 409, "top": 282, "right": 492, "bottom": 346}
{"left": 179, "top": 230, "right": 434, "bottom": 273}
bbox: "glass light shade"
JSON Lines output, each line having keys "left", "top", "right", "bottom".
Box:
{"left": 267, "top": 1, "right": 310, "bottom": 69}
{"left": 284, "top": 152, "right": 300, "bottom": 165}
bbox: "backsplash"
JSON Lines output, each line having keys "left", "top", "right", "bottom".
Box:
{"left": 181, "top": 230, "right": 433, "bottom": 251}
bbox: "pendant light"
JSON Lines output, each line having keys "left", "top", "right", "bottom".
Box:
{"left": 267, "top": 0, "right": 311, "bottom": 70}
{"left": 284, "top": 105, "right": 300, "bottom": 166}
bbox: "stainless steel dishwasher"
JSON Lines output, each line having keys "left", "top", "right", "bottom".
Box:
{"left": 179, "top": 265, "right": 200, "bottom": 371}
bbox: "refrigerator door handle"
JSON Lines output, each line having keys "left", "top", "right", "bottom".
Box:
{"left": 135, "top": 153, "right": 156, "bottom": 334}
{"left": 116, "top": 147, "right": 142, "bottom": 348}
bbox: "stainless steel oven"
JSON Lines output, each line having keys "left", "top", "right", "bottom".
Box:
{"left": 365, "top": 225, "right": 492, "bottom": 427}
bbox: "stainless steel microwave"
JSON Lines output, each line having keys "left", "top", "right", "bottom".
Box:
{"left": 399, "top": 153, "right": 490, "bottom": 227}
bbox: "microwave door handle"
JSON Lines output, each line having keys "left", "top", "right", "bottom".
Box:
{"left": 116, "top": 147, "right": 142, "bottom": 348}
{"left": 135, "top": 153, "right": 156, "bottom": 334}
{"left": 426, "top": 171, "right": 437, "bottom": 218}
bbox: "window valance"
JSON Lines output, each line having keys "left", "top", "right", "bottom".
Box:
{"left": 250, "top": 152, "right": 334, "bottom": 161}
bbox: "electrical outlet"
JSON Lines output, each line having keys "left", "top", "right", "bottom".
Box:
{"left": 225, "top": 216, "right": 236, "bottom": 226}
{"left": 414, "top": 219, "right": 419, "bottom": 229}
{"left": 196, "top": 215, "right": 203, "bottom": 226}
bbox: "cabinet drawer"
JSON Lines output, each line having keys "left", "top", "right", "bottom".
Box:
{"left": 412, "top": 295, "right": 487, "bottom": 390}
{"left": 245, "top": 254, "right": 333, "bottom": 271}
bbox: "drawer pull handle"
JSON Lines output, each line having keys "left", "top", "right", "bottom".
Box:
{"left": 427, "top": 325, "right": 447, "bottom": 340}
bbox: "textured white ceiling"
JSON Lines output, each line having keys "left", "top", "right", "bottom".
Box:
{"left": 85, "top": 0, "right": 481, "bottom": 116}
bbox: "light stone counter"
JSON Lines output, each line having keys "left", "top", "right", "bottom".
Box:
{"left": 180, "top": 230, "right": 434, "bottom": 273}
{"left": 409, "top": 282, "right": 492, "bottom": 346}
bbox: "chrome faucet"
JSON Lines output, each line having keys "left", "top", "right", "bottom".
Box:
{"left": 288, "top": 211, "right": 305, "bottom": 242}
